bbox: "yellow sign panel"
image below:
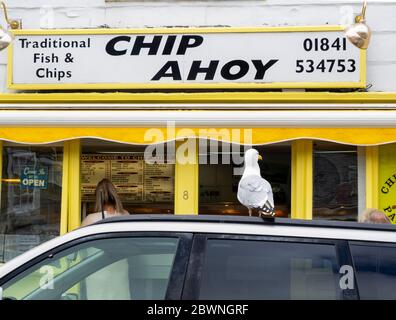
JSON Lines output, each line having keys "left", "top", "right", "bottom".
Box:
{"left": 379, "top": 143, "right": 396, "bottom": 224}
{"left": 7, "top": 26, "right": 366, "bottom": 90}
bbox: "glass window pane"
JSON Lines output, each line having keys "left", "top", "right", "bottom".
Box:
{"left": 0, "top": 145, "right": 63, "bottom": 264}
{"left": 2, "top": 237, "right": 179, "bottom": 300}
{"left": 199, "top": 141, "right": 291, "bottom": 217}
{"left": 350, "top": 243, "right": 396, "bottom": 300}
{"left": 313, "top": 141, "right": 358, "bottom": 221}
{"left": 81, "top": 139, "right": 175, "bottom": 218}
{"left": 198, "top": 239, "right": 341, "bottom": 300}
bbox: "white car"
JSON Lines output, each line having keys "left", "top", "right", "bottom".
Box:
{"left": 0, "top": 215, "right": 395, "bottom": 300}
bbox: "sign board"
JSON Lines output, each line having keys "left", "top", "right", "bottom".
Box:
{"left": 379, "top": 144, "right": 396, "bottom": 224}
{"left": 20, "top": 166, "right": 48, "bottom": 189}
{"left": 81, "top": 154, "right": 174, "bottom": 203}
{"left": 8, "top": 26, "right": 366, "bottom": 90}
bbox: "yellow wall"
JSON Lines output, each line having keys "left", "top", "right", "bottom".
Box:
{"left": 174, "top": 139, "right": 199, "bottom": 215}
{"left": 291, "top": 140, "right": 313, "bottom": 220}
{"left": 61, "top": 140, "right": 82, "bottom": 232}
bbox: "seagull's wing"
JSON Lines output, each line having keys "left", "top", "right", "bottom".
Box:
{"left": 237, "top": 175, "right": 274, "bottom": 212}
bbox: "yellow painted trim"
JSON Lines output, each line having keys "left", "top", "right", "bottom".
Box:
{"left": 7, "top": 82, "right": 366, "bottom": 91}
{"left": 7, "top": 26, "right": 365, "bottom": 90}
{"left": 60, "top": 141, "right": 69, "bottom": 235}
{"left": 366, "top": 146, "right": 379, "bottom": 209}
{"left": 360, "top": 49, "right": 366, "bottom": 87}
{"left": 174, "top": 139, "right": 199, "bottom": 215}
{"left": 67, "top": 140, "right": 81, "bottom": 231}
{"left": 10, "top": 26, "right": 346, "bottom": 36}
{"left": 1, "top": 127, "right": 396, "bottom": 146}
{"left": 6, "top": 41, "right": 13, "bottom": 90}
{"left": 0, "top": 141, "right": 3, "bottom": 214}
{"left": 291, "top": 140, "right": 313, "bottom": 220}
{"left": 0, "top": 92, "right": 394, "bottom": 104}
{"left": 0, "top": 91, "right": 389, "bottom": 104}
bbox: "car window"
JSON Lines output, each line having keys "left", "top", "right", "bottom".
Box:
{"left": 350, "top": 243, "right": 396, "bottom": 300}
{"left": 198, "top": 239, "right": 342, "bottom": 300}
{"left": 1, "top": 236, "right": 179, "bottom": 300}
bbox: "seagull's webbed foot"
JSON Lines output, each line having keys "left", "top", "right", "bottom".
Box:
{"left": 259, "top": 201, "right": 275, "bottom": 217}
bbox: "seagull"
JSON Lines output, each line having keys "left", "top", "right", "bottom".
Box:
{"left": 237, "top": 148, "right": 275, "bottom": 217}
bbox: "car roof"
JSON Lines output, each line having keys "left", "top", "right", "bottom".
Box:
{"left": 93, "top": 214, "right": 396, "bottom": 232}
{"left": 1, "top": 214, "right": 396, "bottom": 279}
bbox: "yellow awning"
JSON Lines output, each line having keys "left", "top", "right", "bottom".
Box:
{"left": 1, "top": 127, "right": 396, "bottom": 146}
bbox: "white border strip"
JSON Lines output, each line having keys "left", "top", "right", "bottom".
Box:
{"left": 1, "top": 110, "right": 396, "bottom": 127}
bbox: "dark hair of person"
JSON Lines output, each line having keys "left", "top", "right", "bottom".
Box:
{"left": 94, "top": 178, "right": 124, "bottom": 214}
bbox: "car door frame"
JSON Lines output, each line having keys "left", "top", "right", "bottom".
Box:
{"left": 182, "top": 233, "right": 359, "bottom": 300}
{"left": 0, "top": 231, "right": 193, "bottom": 300}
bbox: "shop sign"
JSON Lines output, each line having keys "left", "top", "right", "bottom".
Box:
{"left": 20, "top": 166, "right": 48, "bottom": 189}
{"left": 379, "top": 144, "right": 396, "bottom": 224}
{"left": 8, "top": 26, "right": 365, "bottom": 90}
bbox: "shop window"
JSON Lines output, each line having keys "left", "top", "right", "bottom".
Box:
{"left": 81, "top": 139, "right": 174, "bottom": 218}
{"left": 0, "top": 144, "right": 63, "bottom": 263}
{"left": 198, "top": 141, "right": 291, "bottom": 217}
{"left": 313, "top": 141, "right": 358, "bottom": 221}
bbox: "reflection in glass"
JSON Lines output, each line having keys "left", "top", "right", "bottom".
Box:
{"left": 199, "top": 141, "right": 291, "bottom": 217}
{"left": 313, "top": 141, "right": 358, "bottom": 221}
{"left": 0, "top": 146, "right": 63, "bottom": 263}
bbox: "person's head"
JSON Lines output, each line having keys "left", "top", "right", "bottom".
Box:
{"left": 94, "top": 178, "right": 124, "bottom": 214}
{"left": 359, "top": 208, "right": 391, "bottom": 224}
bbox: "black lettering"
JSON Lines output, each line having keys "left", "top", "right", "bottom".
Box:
{"left": 384, "top": 206, "right": 393, "bottom": 213}
{"left": 382, "top": 186, "right": 389, "bottom": 194}
{"left": 151, "top": 61, "right": 181, "bottom": 81}
{"left": 57, "top": 70, "right": 65, "bottom": 81}
{"left": 162, "top": 35, "right": 177, "bottom": 55}
{"left": 36, "top": 68, "right": 45, "bottom": 78}
{"left": 105, "top": 36, "right": 131, "bottom": 56}
{"left": 221, "top": 60, "right": 249, "bottom": 80}
{"left": 177, "top": 35, "right": 203, "bottom": 55}
{"left": 385, "top": 177, "right": 396, "bottom": 188}
{"left": 66, "top": 71, "right": 72, "bottom": 78}
{"left": 131, "top": 36, "right": 162, "bottom": 55}
{"left": 187, "top": 60, "right": 219, "bottom": 81}
{"left": 252, "top": 59, "right": 278, "bottom": 79}
{"left": 19, "top": 38, "right": 28, "bottom": 48}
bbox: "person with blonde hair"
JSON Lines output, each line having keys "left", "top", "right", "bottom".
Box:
{"left": 80, "top": 178, "right": 131, "bottom": 299}
{"left": 81, "top": 178, "right": 129, "bottom": 227}
{"left": 359, "top": 208, "right": 391, "bottom": 224}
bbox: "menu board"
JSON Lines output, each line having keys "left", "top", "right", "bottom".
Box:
{"left": 145, "top": 162, "right": 174, "bottom": 202}
{"left": 81, "top": 154, "right": 174, "bottom": 202}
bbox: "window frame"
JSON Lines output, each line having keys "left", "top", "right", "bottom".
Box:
{"left": 0, "top": 231, "right": 193, "bottom": 300}
{"left": 182, "top": 233, "right": 358, "bottom": 300}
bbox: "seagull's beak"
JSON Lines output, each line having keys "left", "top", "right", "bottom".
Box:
{"left": 258, "top": 155, "right": 263, "bottom": 161}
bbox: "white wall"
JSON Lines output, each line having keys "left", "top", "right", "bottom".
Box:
{"left": 1, "top": 0, "right": 396, "bottom": 92}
